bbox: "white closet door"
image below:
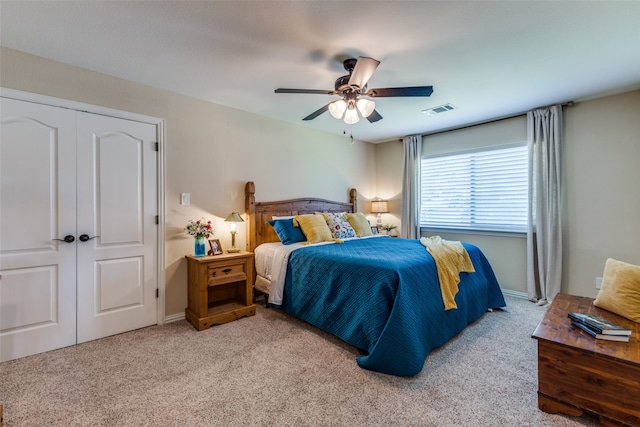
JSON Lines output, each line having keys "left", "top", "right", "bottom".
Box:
{"left": 76, "top": 112, "right": 158, "bottom": 343}
{"left": 0, "top": 98, "right": 77, "bottom": 362}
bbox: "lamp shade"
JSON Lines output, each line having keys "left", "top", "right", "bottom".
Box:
{"left": 343, "top": 107, "right": 360, "bottom": 124}
{"left": 328, "top": 100, "right": 347, "bottom": 119}
{"left": 224, "top": 211, "right": 244, "bottom": 222}
{"left": 357, "top": 99, "right": 376, "bottom": 118}
{"left": 370, "top": 200, "right": 389, "bottom": 214}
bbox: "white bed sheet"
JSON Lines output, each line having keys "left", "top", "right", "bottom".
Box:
{"left": 254, "top": 274, "right": 271, "bottom": 295}
{"left": 254, "top": 241, "right": 312, "bottom": 305}
{"left": 254, "top": 235, "right": 389, "bottom": 305}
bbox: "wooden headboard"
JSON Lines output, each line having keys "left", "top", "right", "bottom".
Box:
{"left": 244, "top": 181, "right": 357, "bottom": 252}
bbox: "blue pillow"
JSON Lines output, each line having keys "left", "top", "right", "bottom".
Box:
{"left": 267, "top": 219, "right": 306, "bottom": 245}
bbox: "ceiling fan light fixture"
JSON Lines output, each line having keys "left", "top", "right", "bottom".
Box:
{"left": 343, "top": 107, "right": 360, "bottom": 124}
{"left": 328, "top": 99, "right": 347, "bottom": 119}
{"left": 275, "top": 57, "right": 433, "bottom": 125}
{"left": 356, "top": 98, "right": 376, "bottom": 118}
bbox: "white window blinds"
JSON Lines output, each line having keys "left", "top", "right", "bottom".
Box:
{"left": 420, "top": 143, "right": 528, "bottom": 233}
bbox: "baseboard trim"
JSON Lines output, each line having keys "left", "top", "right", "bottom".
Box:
{"left": 165, "top": 312, "right": 185, "bottom": 323}
{"left": 501, "top": 288, "right": 529, "bottom": 299}
{"left": 163, "top": 289, "right": 526, "bottom": 322}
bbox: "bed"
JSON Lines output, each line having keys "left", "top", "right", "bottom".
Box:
{"left": 244, "top": 181, "right": 506, "bottom": 376}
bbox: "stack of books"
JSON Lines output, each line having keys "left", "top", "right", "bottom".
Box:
{"left": 568, "top": 312, "right": 632, "bottom": 342}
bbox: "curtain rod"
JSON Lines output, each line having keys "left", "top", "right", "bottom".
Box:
{"left": 399, "top": 101, "right": 574, "bottom": 141}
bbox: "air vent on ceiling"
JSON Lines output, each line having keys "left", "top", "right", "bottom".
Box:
{"left": 422, "top": 103, "right": 456, "bottom": 115}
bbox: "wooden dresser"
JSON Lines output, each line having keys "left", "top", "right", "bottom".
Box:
{"left": 532, "top": 293, "right": 640, "bottom": 426}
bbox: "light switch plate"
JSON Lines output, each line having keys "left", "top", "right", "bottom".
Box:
{"left": 181, "top": 193, "right": 190, "bottom": 205}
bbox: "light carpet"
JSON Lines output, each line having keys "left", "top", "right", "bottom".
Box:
{"left": 0, "top": 295, "right": 600, "bottom": 426}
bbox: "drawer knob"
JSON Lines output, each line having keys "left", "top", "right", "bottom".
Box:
{"left": 222, "top": 268, "right": 232, "bottom": 274}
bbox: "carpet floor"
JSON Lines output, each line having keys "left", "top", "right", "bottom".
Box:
{"left": 0, "top": 295, "right": 601, "bottom": 426}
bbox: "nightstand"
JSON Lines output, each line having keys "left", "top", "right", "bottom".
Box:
{"left": 185, "top": 252, "right": 256, "bottom": 331}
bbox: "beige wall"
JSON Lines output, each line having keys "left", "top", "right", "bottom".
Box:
{"left": 564, "top": 90, "right": 640, "bottom": 297}
{"left": 376, "top": 90, "right": 640, "bottom": 298}
{"left": 373, "top": 140, "right": 403, "bottom": 230}
{"left": 0, "top": 47, "right": 377, "bottom": 317}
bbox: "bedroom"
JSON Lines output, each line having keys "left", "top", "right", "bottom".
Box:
{"left": 1, "top": 1, "right": 639, "bottom": 425}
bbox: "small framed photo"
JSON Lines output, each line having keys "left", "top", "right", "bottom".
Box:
{"left": 371, "top": 226, "right": 379, "bottom": 235}
{"left": 208, "top": 239, "right": 223, "bottom": 256}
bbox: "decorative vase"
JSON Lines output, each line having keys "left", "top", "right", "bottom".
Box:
{"left": 194, "top": 236, "right": 206, "bottom": 257}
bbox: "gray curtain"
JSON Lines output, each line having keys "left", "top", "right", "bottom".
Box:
{"left": 527, "top": 105, "right": 563, "bottom": 305}
{"left": 401, "top": 135, "right": 422, "bottom": 239}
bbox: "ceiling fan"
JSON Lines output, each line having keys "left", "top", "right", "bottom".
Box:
{"left": 275, "top": 56, "right": 433, "bottom": 124}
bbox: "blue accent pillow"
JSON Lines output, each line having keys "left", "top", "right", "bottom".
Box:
{"left": 267, "top": 219, "right": 306, "bottom": 245}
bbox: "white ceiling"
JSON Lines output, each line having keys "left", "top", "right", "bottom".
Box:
{"left": 2, "top": 1, "right": 639, "bottom": 143}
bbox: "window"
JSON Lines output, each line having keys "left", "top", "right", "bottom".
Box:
{"left": 420, "top": 143, "right": 528, "bottom": 233}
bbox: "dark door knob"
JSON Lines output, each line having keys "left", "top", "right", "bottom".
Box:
{"left": 79, "top": 234, "right": 99, "bottom": 242}
{"left": 53, "top": 235, "right": 75, "bottom": 243}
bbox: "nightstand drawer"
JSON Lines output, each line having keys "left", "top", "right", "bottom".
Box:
{"left": 208, "top": 261, "right": 247, "bottom": 285}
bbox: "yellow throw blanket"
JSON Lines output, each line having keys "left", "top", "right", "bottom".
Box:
{"left": 420, "top": 236, "right": 475, "bottom": 310}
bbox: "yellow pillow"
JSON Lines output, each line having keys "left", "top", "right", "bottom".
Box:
{"left": 344, "top": 212, "right": 373, "bottom": 237}
{"left": 593, "top": 258, "right": 640, "bottom": 323}
{"left": 293, "top": 214, "right": 333, "bottom": 243}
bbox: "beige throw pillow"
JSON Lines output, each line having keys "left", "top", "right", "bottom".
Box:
{"left": 293, "top": 214, "right": 333, "bottom": 244}
{"left": 344, "top": 212, "right": 373, "bottom": 237}
{"left": 593, "top": 258, "right": 640, "bottom": 323}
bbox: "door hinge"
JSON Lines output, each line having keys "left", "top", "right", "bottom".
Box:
{"left": 154, "top": 142, "right": 159, "bottom": 152}
{"left": 156, "top": 288, "right": 159, "bottom": 298}
{"left": 155, "top": 215, "right": 159, "bottom": 225}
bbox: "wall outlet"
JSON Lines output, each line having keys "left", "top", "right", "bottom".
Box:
{"left": 180, "top": 193, "right": 190, "bottom": 205}
{"left": 595, "top": 277, "right": 603, "bottom": 289}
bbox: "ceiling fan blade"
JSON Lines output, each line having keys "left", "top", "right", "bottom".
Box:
{"left": 348, "top": 57, "right": 380, "bottom": 89}
{"left": 275, "top": 88, "right": 335, "bottom": 95}
{"left": 366, "top": 86, "right": 434, "bottom": 97}
{"left": 302, "top": 103, "right": 331, "bottom": 121}
{"left": 366, "top": 109, "right": 383, "bottom": 123}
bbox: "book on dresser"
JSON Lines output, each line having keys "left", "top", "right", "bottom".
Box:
{"left": 571, "top": 320, "right": 630, "bottom": 342}
{"left": 567, "top": 312, "right": 632, "bottom": 335}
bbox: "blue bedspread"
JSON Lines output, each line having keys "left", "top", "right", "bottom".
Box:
{"left": 280, "top": 237, "right": 505, "bottom": 376}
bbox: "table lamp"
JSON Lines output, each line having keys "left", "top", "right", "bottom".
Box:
{"left": 370, "top": 200, "right": 388, "bottom": 228}
{"left": 224, "top": 211, "right": 244, "bottom": 253}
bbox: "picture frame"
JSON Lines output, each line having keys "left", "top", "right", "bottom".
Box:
{"left": 208, "top": 239, "right": 223, "bottom": 256}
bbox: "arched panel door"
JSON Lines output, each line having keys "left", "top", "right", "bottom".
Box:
{"left": 0, "top": 98, "right": 77, "bottom": 361}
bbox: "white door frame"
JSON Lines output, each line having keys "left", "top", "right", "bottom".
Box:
{"left": 0, "top": 87, "right": 167, "bottom": 325}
